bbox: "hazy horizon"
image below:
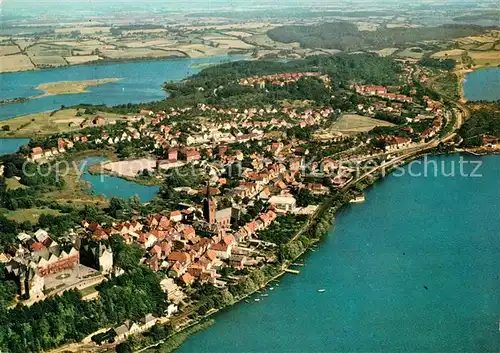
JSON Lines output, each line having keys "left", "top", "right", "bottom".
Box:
{"left": 1, "top": 0, "right": 490, "bottom": 14}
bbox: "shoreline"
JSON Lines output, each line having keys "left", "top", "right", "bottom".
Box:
{"left": 130, "top": 146, "right": 442, "bottom": 352}
{"left": 139, "top": 143, "right": 499, "bottom": 352}
{"left": 33, "top": 78, "right": 123, "bottom": 99}
{"left": 455, "top": 65, "right": 500, "bottom": 103}
{"left": 0, "top": 53, "right": 249, "bottom": 76}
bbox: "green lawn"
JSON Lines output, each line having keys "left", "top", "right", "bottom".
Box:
{"left": 2, "top": 208, "right": 61, "bottom": 223}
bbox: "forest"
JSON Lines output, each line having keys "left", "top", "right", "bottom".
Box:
{"left": 459, "top": 105, "right": 500, "bottom": 147}
{"left": 96, "top": 53, "right": 403, "bottom": 115}
{"left": 0, "top": 265, "right": 167, "bottom": 353}
{"left": 267, "top": 22, "right": 487, "bottom": 51}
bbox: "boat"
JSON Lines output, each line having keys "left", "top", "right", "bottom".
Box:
{"left": 261, "top": 293, "right": 269, "bottom": 297}
{"left": 317, "top": 289, "right": 326, "bottom": 293}
{"left": 245, "top": 300, "right": 249, "bottom": 303}
{"left": 254, "top": 298, "right": 260, "bottom": 302}
{"left": 269, "top": 287, "right": 274, "bottom": 290}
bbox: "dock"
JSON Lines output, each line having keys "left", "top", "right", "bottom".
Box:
{"left": 284, "top": 268, "right": 300, "bottom": 274}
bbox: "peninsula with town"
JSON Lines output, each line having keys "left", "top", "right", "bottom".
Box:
{"left": 0, "top": 1, "right": 499, "bottom": 353}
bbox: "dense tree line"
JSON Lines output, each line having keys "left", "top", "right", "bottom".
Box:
{"left": 459, "top": 107, "right": 500, "bottom": 147}
{"left": 85, "top": 53, "right": 403, "bottom": 116}
{"left": 267, "top": 22, "right": 487, "bottom": 52}
{"left": 0, "top": 266, "right": 166, "bottom": 353}
{"left": 418, "top": 56, "right": 457, "bottom": 71}
{"left": 257, "top": 214, "right": 308, "bottom": 245}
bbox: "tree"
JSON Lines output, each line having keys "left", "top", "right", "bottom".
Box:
{"left": 116, "top": 341, "right": 133, "bottom": 353}
{"left": 1, "top": 125, "right": 10, "bottom": 131}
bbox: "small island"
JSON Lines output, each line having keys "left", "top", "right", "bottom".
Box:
{"left": 35, "top": 78, "right": 122, "bottom": 98}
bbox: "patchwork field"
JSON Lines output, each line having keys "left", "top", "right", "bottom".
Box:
{"left": 121, "top": 29, "right": 168, "bottom": 35}
{"left": 396, "top": 47, "right": 425, "bottom": 59}
{"left": 331, "top": 114, "right": 395, "bottom": 134}
{"left": 210, "top": 38, "right": 255, "bottom": 50}
{"left": 28, "top": 43, "right": 73, "bottom": 57}
{"left": 0, "top": 54, "right": 35, "bottom": 72}
{"left": 475, "top": 42, "right": 496, "bottom": 51}
{"left": 0, "top": 45, "right": 21, "bottom": 56}
{"left": 174, "top": 44, "right": 226, "bottom": 57}
{"left": 1, "top": 208, "right": 61, "bottom": 223}
{"left": 55, "top": 26, "right": 111, "bottom": 35}
{"left": 122, "top": 39, "right": 176, "bottom": 48}
{"left": 100, "top": 48, "right": 187, "bottom": 59}
{"left": 468, "top": 50, "right": 500, "bottom": 66}
{"left": 431, "top": 49, "right": 466, "bottom": 59}
{"left": 223, "top": 31, "right": 255, "bottom": 38}
{"left": 13, "top": 39, "right": 34, "bottom": 50}
{"left": 64, "top": 55, "right": 100, "bottom": 64}
{"left": 245, "top": 33, "right": 300, "bottom": 50}
{"left": 377, "top": 47, "right": 399, "bottom": 57}
{"left": 30, "top": 55, "right": 67, "bottom": 67}
{"left": 0, "top": 109, "right": 126, "bottom": 138}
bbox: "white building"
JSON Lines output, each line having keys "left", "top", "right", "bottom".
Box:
{"left": 268, "top": 196, "right": 297, "bottom": 213}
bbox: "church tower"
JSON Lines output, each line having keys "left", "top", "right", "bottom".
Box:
{"left": 203, "top": 182, "right": 216, "bottom": 224}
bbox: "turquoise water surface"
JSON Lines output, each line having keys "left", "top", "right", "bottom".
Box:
{"left": 0, "top": 138, "right": 30, "bottom": 155}
{"left": 179, "top": 154, "right": 500, "bottom": 353}
{"left": 79, "top": 157, "right": 160, "bottom": 203}
{"left": 0, "top": 56, "right": 240, "bottom": 121}
{"left": 463, "top": 68, "right": 500, "bottom": 102}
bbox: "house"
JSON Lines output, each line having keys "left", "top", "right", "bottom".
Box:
{"left": 306, "top": 183, "right": 328, "bottom": 195}
{"left": 113, "top": 320, "right": 140, "bottom": 342}
{"left": 57, "top": 139, "right": 66, "bottom": 153}
{"left": 181, "top": 148, "right": 201, "bottom": 162}
{"left": 167, "top": 251, "right": 191, "bottom": 264}
{"left": 168, "top": 148, "right": 178, "bottom": 161}
{"left": 268, "top": 196, "right": 297, "bottom": 213}
{"left": 211, "top": 235, "right": 234, "bottom": 259}
{"left": 93, "top": 115, "right": 106, "bottom": 126}
{"left": 140, "top": 314, "right": 157, "bottom": 331}
{"left": 170, "top": 211, "right": 183, "bottom": 222}
{"left": 140, "top": 109, "right": 154, "bottom": 116}
{"left": 180, "top": 272, "right": 195, "bottom": 286}
{"left": 137, "top": 233, "right": 157, "bottom": 249}
{"left": 31, "top": 147, "right": 43, "bottom": 161}
{"left": 229, "top": 255, "right": 247, "bottom": 269}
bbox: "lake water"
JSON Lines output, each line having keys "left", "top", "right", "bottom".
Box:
{"left": 179, "top": 154, "right": 500, "bottom": 353}
{"left": 463, "top": 68, "right": 500, "bottom": 102}
{"left": 79, "top": 156, "right": 160, "bottom": 203}
{"left": 0, "top": 56, "right": 241, "bottom": 121}
{"left": 0, "top": 138, "right": 30, "bottom": 155}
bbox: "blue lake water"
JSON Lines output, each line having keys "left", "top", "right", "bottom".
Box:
{"left": 463, "top": 68, "right": 500, "bottom": 102}
{"left": 179, "top": 154, "right": 500, "bottom": 353}
{"left": 0, "top": 138, "right": 30, "bottom": 155}
{"left": 0, "top": 56, "right": 241, "bottom": 121}
{"left": 79, "top": 156, "right": 160, "bottom": 203}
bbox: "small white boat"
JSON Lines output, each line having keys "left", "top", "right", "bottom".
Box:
{"left": 269, "top": 287, "right": 274, "bottom": 290}
{"left": 254, "top": 298, "right": 260, "bottom": 302}
{"left": 261, "top": 293, "right": 269, "bottom": 297}
{"left": 317, "top": 289, "right": 326, "bottom": 293}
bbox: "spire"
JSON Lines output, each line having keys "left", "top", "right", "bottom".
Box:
{"left": 206, "top": 181, "right": 211, "bottom": 198}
